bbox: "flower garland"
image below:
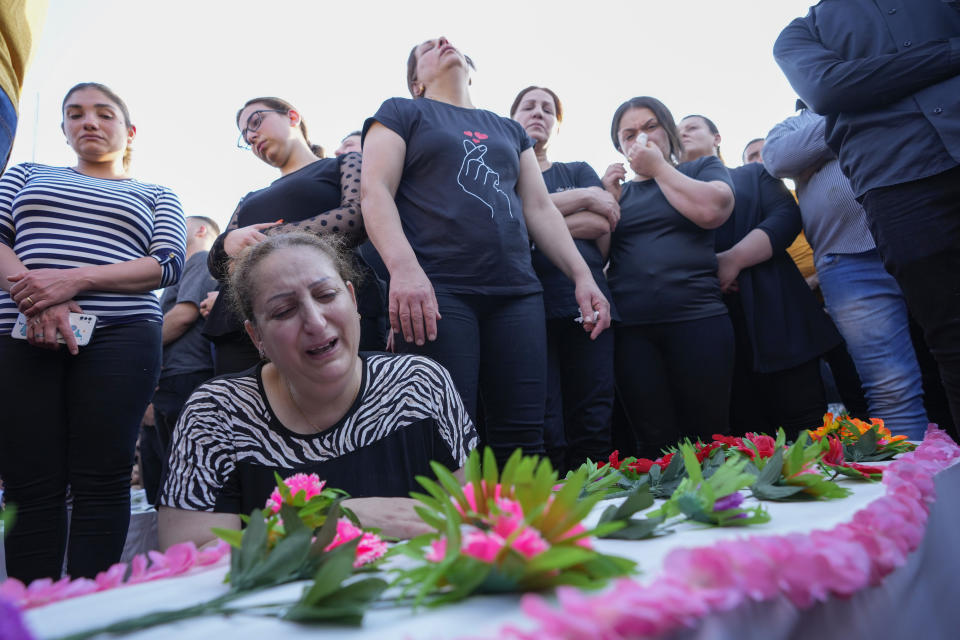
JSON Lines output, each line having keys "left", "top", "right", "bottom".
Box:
{"left": 501, "top": 426, "right": 959, "bottom": 640}
{"left": 0, "top": 539, "right": 231, "bottom": 610}
{"left": 1, "top": 473, "right": 388, "bottom": 639}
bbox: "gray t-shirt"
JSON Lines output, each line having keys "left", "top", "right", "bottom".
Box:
{"left": 160, "top": 250, "right": 216, "bottom": 377}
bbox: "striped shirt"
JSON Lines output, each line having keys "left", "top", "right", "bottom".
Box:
{"left": 160, "top": 352, "right": 478, "bottom": 514}
{"left": 763, "top": 110, "right": 876, "bottom": 266}
{"left": 0, "top": 163, "right": 186, "bottom": 331}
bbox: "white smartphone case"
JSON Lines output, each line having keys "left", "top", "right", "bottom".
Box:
{"left": 10, "top": 312, "right": 97, "bottom": 346}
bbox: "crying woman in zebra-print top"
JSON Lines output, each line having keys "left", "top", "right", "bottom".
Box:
{"left": 158, "top": 232, "right": 477, "bottom": 550}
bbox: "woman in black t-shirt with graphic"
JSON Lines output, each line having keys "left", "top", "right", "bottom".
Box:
{"left": 603, "top": 97, "right": 735, "bottom": 458}
{"left": 509, "top": 85, "right": 618, "bottom": 472}
{"left": 204, "top": 97, "right": 382, "bottom": 375}
{"left": 361, "top": 37, "right": 610, "bottom": 465}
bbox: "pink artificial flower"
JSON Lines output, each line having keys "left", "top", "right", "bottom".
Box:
{"left": 265, "top": 473, "right": 326, "bottom": 514}
{"left": 462, "top": 529, "right": 506, "bottom": 563}
{"left": 323, "top": 518, "right": 387, "bottom": 567}
{"left": 197, "top": 539, "right": 232, "bottom": 566}
{"left": 459, "top": 480, "right": 503, "bottom": 515}
{"left": 511, "top": 527, "right": 549, "bottom": 559}
{"left": 94, "top": 563, "right": 128, "bottom": 591}
{"left": 141, "top": 542, "right": 199, "bottom": 581}
{"left": 661, "top": 546, "right": 744, "bottom": 611}
{"left": 425, "top": 537, "right": 448, "bottom": 563}
{"left": 559, "top": 523, "right": 593, "bottom": 549}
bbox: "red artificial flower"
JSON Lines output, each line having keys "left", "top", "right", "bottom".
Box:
{"left": 744, "top": 433, "right": 777, "bottom": 459}
{"left": 627, "top": 458, "right": 656, "bottom": 474}
{"left": 656, "top": 452, "right": 674, "bottom": 469}
{"left": 712, "top": 434, "right": 744, "bottom": 448}
{"left": 695, "top": 441, "right": 723, "bottom": 463}
{"left": 606, "top": 450, "right": 623, "bottom": 470}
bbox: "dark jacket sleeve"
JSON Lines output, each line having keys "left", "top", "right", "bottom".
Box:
{"left": 754, "top": 168, "right": 802, "bottom": 253}
{"left": 773, "top": 16, "right": 960, "bottom": 114}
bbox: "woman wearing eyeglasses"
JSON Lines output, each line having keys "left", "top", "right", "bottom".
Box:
{"left": 204, "top": 97, "right": 378, "bottom": 375}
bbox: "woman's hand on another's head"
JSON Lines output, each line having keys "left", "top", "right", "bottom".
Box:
{"left": 224, "top": 222, "right": 281, "bottom": 257}
{"left": 343, "top": 496, "right": 433, "bottom": 539}
{"left": 27, "top": 300, "right": 84, "bottom": 355}
{"left": 601, "top": 163, "right": 626, "bottom": 202}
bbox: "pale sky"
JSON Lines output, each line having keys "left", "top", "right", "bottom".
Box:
{"left": 9, "top": 0, "right": 814, "bottom": 231}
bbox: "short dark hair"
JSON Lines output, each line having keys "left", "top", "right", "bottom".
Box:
{"left": 742, "top": 138, "right": 765, "bottom": 164}
{"left": 236, "top": 97, "right": 324, "bottom": 158}
{"left": 509, "top": 86, "right": 563, "bottom": 123}
{"left": 610, "top": 96, "right": 682, "bottom": 164}
{"left": 186, "top": 215, "right": 221, "bottom": 238}
{"left": 341, "top": 131, "right": 361, "bottom": 142}
{"left": 406, "top": 43, "right": 476, "bottom": 98}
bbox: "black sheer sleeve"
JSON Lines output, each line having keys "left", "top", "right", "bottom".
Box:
{"left": 263, "top": 151, "right": 365, "bottom": 248}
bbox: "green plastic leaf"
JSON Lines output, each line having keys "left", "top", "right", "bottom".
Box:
{"left": 852, "top": 427, "right": 879, "bottom": 459}
{"left": 750, "top": 483, "right": 807, "bottom": 500}
{"left": 756, "top": 449, "right": 784, "bottom": 486}
{"left": 236, "top": 527, "right": 312, "bottom": 589}
{"left": 482, "top": 447, "right": 499, "bottom": 492}
{"left": 231, "top": 509, "right": 269, "bottom": 586}
{"left": 525, "top": 545, "right": 596, "bottom": 573}
{"left": 611, "top": 483, "right": 654, "bottom": 520}
{"left": 211, "top": 527, "right": 244, "bottom": 549}
{"left": 299, "top": 539, "right": 361, "bottom": 604}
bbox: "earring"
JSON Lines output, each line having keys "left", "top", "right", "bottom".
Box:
{"left": 258, "top": 344, "right": 265, "bottom": 359}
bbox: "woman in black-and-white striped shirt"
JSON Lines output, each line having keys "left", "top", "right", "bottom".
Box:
{"left": 0, "top": 82, "right": 186, "bottom": 583}
{"left": 158, "top": 232, "right": 477, "bottom": 551}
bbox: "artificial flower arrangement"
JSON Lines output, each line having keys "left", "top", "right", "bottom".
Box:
{"left": 808, "top": 413, "right": 916, "bottom": 461}
{"left": 507, "top": 426, "right": 960, "bottom": 640}
{"left": 29, "top": 473, "right": 389, "bottom": 639}
{"left": 645, "top": 442, "right": 770, "bottom": 526}
{"left": 394, "top": 448, "right": 636, "bottom": 605}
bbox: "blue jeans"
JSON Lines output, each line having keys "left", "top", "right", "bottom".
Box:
{"left": 397, "top": 292, "right": 546, "bottom": 465}
{"left": 817, "top": 250, "right": 927, "bottom": 440}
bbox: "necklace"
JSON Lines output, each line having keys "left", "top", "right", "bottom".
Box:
{"left": 283, "top": 379, "right": 325, "bottom": 433}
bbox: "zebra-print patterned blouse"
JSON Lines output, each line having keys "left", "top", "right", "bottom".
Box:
{"left": 160, "top": 352, "right": 478, "bottom": 514}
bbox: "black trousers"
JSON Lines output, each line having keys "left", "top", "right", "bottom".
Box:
{"left": 614, "top": 314, "right": 734, "bottom": 459}
{"left": 862, "top": 165, "right": 960, "bottom": 429}
{"left": 141, "top": 369, "right": 213, "bottom": 505}
{"left": 543, "top": 318, "right": 614, "bottom": 473}
{"left": 398, "top": 292, "right": 547, "bottom": 466}
{"left": 0, "top": 322, "right": 160, "bottom": 582}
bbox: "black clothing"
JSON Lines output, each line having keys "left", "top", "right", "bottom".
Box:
{"left": 715, "top": 163, "right": 841, "bottom": 374}
{"left": 364, "top": 97, "right": 541, "bottom": 296}
{"left": 533, "top": 161, "right": 614, "bottom": 319}
{"left": 609, "top": 156, "right": 733, "bottom": 324}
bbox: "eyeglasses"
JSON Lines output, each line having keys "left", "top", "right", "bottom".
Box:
{"left": 237, "top": 109, "right": 286, "bottom": 149}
